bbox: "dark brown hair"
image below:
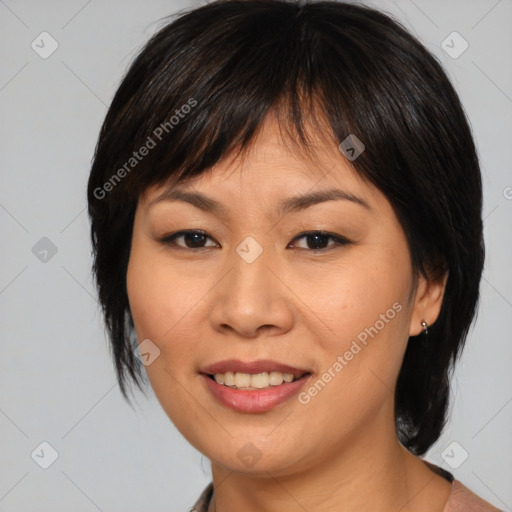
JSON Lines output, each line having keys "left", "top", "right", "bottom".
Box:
{"left": 87, "top": 0, "right": 484, "bottom": 455}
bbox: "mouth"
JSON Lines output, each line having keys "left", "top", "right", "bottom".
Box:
{"left": 199, "top": 359, "right": 313, "bottom": 413}
{"left": 204, "top": 370, "right": 309, "bottom": 390}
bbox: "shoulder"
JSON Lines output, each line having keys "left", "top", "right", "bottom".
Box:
{"left": 187, "top": 477, "right": 504, "bottom": 512}
{"left": 189, "top": 482, "right": 213, "bottom": 512}
{"left": 421, "top": 459, "right": 502, "bottom": 512}
{"left": 444, "top": 479, "right": 504, "bottom": 512}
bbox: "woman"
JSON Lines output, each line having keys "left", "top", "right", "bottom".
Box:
{"left": 87, "top": 0, "right": 502, "bottom": 510}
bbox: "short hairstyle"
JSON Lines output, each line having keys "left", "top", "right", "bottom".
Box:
{"left": 87, "top": 0, "right": 484, "bottom": 455}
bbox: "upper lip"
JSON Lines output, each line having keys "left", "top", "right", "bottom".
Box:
{"left": 201, "top": 359, "right": 311, "bottom": 378}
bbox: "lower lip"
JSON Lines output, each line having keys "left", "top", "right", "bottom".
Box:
{"left": 201, "top": 374, "right": 311, "bottom": 413}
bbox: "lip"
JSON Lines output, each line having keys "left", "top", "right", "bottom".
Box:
{"left": 200, "top": 359, "right": 312, "bottom": 413}
{"left": 201, "top": 359, "right": 310, "bottom": 378}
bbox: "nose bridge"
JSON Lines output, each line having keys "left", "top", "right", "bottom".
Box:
{"left": 209, "top": 231, "right": 293, "bottom": 336}
{"left": 229, "top": 232, "right": 274, "bottom": 300}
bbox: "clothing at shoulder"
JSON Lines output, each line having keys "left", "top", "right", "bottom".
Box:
{"left": 443, "top": 479, "right": 503, "bottom": 512}
{"left": 190, "top": 482, "right": 213, "bottom": 512}
{"left": 423, "top": 460, "right": 503, "bottom": 512}
{"left": 189, "top": 462, "right": 503, "bottom": 512}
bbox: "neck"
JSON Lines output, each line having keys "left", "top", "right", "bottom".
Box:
{"left": 207, "top": 408, "right": 451, "bottom": 512}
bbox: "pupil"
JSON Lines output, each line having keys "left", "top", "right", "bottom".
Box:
{"left": 186, "top": 232, "right": 205, "bottom": 248}
{"left": 308, "top": 233, "right": 328, "bottom": 249}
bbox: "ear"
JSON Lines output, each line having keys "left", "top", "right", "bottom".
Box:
{"left": 409, "top": 272, "right": 448, "bottom": 336}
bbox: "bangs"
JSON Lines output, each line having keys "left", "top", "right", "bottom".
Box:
{"left": 91, "top": 0, "right": 398, "bottom": 207}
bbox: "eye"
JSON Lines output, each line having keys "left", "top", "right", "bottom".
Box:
{"left": 160, "top": 230, "right": 218, "bottom": 249}
{"left": 160, "top": 229, "right": 351, "bottom": 252}
{"left": 288, "top": 231, "right": 351, "bottom": 251}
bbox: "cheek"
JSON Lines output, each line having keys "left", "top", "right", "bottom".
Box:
{"left": 299, "top": 248, "right": 412, "bottom": 354}
{"left": 126, "top": 233, "right": 219, "bottom": 410}
{"left": 295, "top": 246, "right": 414, "bottom": 415}
{"left": 126, "top": 252, "right": 166, "bottom": 341}
{"left": 126, "top": 236, "right": 192, "bottom": 381}
{"left": 126, "top": 243, "right": 208, "bottom": 436}
{"left": 127, "top": 238, "right": 198, "bottom": 343}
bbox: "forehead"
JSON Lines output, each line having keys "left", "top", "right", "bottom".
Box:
{"left": 143, "top": 114, "right": 372, "bottom": 206}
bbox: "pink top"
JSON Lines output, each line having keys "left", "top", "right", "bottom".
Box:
{"left": 444, "top": 479, "right": 503, "bottom": 512}
{"left": 189, "top": 461, "right": 503, "bottom": 511}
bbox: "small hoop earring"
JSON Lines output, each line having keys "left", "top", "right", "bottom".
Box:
{"left": 421, "top": 320, "right": 429, "bottom": 335}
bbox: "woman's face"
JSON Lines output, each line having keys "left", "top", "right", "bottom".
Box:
{"left": 126, "top": 117, "right": 444, "bottom": 475}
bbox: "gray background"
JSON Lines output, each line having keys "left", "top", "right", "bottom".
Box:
{"left": 0, "top": 0, "right": 511, "bottom": 510}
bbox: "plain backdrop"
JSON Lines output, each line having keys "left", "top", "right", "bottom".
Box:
{"left": 0, "top": 0, "right": 511, "bottom": 511}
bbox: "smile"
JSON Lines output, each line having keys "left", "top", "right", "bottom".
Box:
{"left": 200, "top": 359, "right": 312, "bottom": 413}
{"left": 209, "top": 371, "right": 305, "bottom": 389}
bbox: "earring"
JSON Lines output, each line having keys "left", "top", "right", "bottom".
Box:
{"left": 421, "top": 320, "right": 429, "bottom": 335}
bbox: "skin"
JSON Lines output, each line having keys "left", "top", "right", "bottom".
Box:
{"left": 126, "top": 114, "right": 452, "bottom": 512}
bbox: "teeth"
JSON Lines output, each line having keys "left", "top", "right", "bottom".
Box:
{"left": 250, "top": 372, "right": 270, "bottom": 388}
{"left": 213, "top": 371, "right": 300, "bottom": 389}
{"left": 269, "top": 371, "right": 284, "bottom": 386}
{"left": 235, "top": 372, "right": 251, "bottom": 388}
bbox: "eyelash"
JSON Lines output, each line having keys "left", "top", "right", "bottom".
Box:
{"left": 159, "top": 230, "right": 352, "bottom": 252}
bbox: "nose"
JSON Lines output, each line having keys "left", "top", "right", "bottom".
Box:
{"left": 208, "top": 241, "right": 295, "bottom": 339}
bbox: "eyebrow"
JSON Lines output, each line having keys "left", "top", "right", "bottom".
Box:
{"left": 148, "top": 187, "right": 371, "bottom": 216}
